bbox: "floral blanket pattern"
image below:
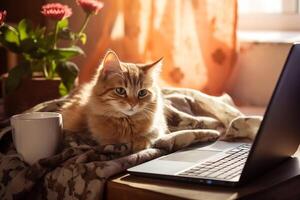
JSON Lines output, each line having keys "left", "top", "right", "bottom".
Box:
{"left": 0, "top": 87, "right": 262, "bottom": 200}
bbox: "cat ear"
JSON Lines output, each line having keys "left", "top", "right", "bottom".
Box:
{"left": 101, "top": 50, "right": 122, "bottom": 76}
{"left": 141, "top": 57, "right": 163, "bottom": 78}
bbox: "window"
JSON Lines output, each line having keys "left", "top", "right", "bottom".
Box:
{"left": 238, "top": 0, "right": 300, "bottom": 30}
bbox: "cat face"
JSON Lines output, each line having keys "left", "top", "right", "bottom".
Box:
{"left": 91, "top": 50, "right": 162, "bottom": 117}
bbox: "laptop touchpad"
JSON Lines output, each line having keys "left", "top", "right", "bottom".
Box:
{"left": 159, "top": 150, "right": 221, "bottom": 163}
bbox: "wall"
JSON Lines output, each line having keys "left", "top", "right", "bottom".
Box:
{"left": 227, "top": 33, "right": 294, "bottom": 107}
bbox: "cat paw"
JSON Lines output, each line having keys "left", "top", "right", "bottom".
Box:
{"left": 193, "top": 129, "right": 220, "bottom": 142}
{"left": 154, "top": 129, "right": 220, "bottom": 152}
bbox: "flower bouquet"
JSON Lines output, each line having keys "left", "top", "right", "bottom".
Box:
{"left": 0, "top": 0, "right": 104, "bottom": 96}
{"left": 0, "top": 0, "right": 103, "bottom": 116}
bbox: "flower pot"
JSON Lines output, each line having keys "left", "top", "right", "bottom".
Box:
{"left": 1, "top": 74, "right": 61, "bottom": 117}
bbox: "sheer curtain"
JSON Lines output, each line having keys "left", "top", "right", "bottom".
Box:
{"left": 79, "top": 0, "right": 237, "bottom": 95}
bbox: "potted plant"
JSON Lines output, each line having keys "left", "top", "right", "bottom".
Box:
{"left": 0, "top": 0, "right": 104, "bottom": 116}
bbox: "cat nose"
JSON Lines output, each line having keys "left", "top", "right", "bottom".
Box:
{"left": 128, "top": 101, "right": 138, "bottom": 109}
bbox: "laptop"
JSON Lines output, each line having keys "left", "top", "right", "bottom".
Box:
{"left": 127, "top": 44, "right": 300, "bottom": 186}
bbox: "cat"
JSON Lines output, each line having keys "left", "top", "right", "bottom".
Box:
{"left": 61, "top": 50, "right": 167, "bottom": 152}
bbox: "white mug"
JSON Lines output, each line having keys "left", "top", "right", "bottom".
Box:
{"left": 10, "top": 112, "right": 63, "bottom": 165}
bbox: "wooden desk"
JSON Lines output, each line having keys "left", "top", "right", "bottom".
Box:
{"left": 106, "top": 148, "right": 300, "bottom": 200}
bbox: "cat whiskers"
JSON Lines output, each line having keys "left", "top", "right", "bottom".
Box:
{"left": 143, "top": 108, "right": 155, "bottom": 114}
{"left": 141, "top": 108, "right": 155, "bottom": 120}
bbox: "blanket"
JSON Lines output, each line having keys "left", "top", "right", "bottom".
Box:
{"left": 0, "top": 87, "right": 262, "bottom": 200}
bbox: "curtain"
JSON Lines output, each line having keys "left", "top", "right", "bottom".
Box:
{"left": 79, "top": 0, "right": 237, "bottom": 95}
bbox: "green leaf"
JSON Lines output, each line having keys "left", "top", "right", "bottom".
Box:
{"left": 18, "top": 19, "right": 32, "bottom": 40}
{"left": 2, "top": 26, "right": 19, "bottom": 44}
{"left": 56, "top": 61, "right": 79, "bottom": 94}
{"left": 0, "top": 25, "right": 20, "bottom": 53}
{"left": 48, "top": 46, "right": 84, "bottom": 60}
{"left": 36, "top": 33, "right": 54, "bottom": 52}
{"left": 5, "top": 62, "right": 31, "bottom": 94}
{"left": 48, "top": 60, "right": 57, "bottom": 78}
{"left": 57, "top": 19, "right": 68, "bottom": 30}
{"left": 59, "top": 82, "right": 68, "bottom": 96}
{"left": 79, "top": 33, "right": 87, "bottom": 44}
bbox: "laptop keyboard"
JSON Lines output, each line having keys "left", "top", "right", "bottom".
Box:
{"left": 178, "top": 143, "right": 251, "bottom": 180}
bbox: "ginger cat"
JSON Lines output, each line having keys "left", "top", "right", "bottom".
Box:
{"left": 61, "top": 50, "right": 167, "bottom": 152}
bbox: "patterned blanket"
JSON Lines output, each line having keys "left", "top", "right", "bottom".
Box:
{"left": 0, "top": 87, "right": 262, "bottom": 200}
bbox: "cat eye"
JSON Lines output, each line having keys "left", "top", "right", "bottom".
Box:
{"left": 115, "top": 87, "right": 126, "bottom": 96}
{"left": 138, "top": 89, "right": 148, "bottom": 98}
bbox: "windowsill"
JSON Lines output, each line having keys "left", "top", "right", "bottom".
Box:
{"left": 238, "top": 30, "right": 300, "bottom": 44}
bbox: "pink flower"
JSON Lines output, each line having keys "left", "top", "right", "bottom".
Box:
{"left": 77, "top": 0, "right": 104, "bottom": 15}
{"left": 0, "top": 10, "right": 7, "bottom": 25}
{"left": 41, "top": 3, "right": 72, "bottom": 20}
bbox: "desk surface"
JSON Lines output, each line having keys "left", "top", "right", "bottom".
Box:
{"left": 106, "top": 147, "right": 300, "bottom": 200}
